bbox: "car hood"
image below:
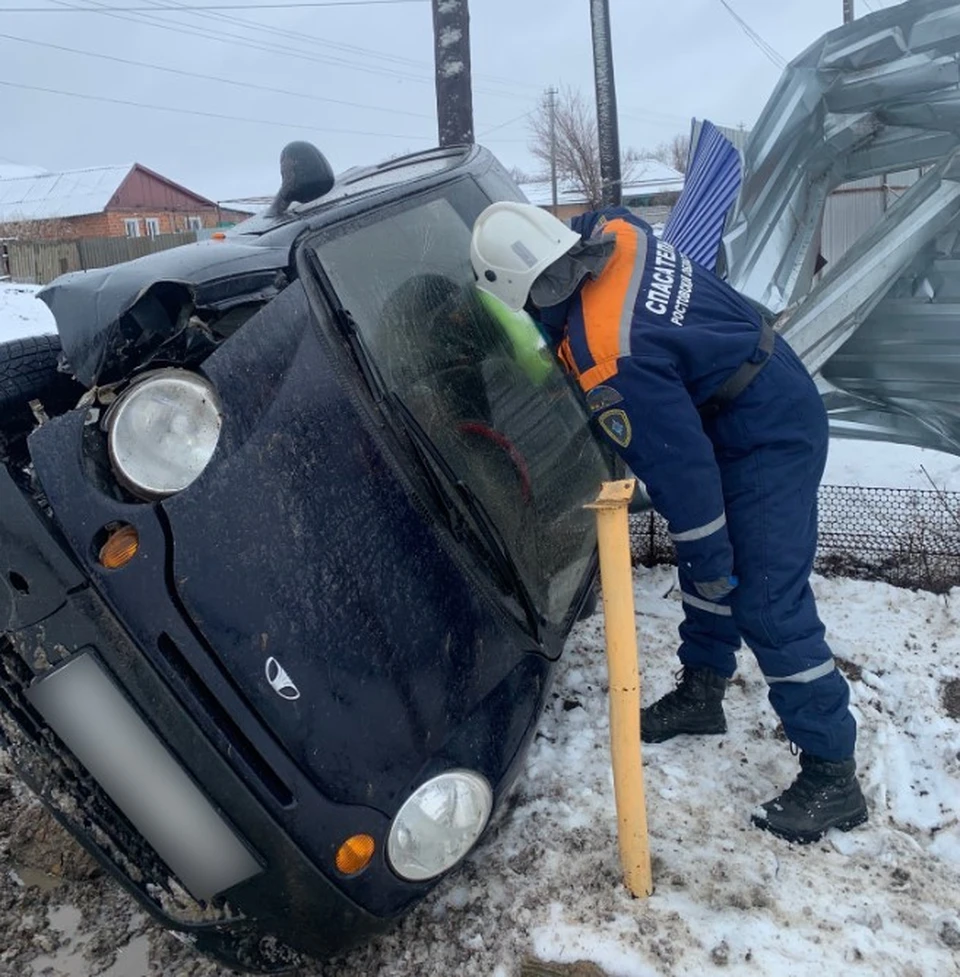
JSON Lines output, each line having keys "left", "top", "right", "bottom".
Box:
{"left": 37, "top": 234, "right": 297, "bottom": 388}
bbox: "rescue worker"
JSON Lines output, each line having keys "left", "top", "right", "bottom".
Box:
{"left": 469, "top": 201, "right": 868, "bottom": 844}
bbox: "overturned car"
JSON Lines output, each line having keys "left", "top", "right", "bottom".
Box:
{"left": 6, "top": 0, "right": 960, "bottom": 969}
{"left": 0, "top": 144, "right": 614, "bottom": 970}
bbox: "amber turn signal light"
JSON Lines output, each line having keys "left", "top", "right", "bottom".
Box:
{"left": 98, "top": 524, "right": 140, "bottom": 570}
{"left": 335, "top": 834, "right": 375, "bottom": 876}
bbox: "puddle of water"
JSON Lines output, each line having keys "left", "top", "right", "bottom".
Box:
{"left": 102, "top": 934, "right": 150, "bottom": 977}
{"left": 29, "top": 935, "right": 150, "bottom": 977}
{"left": 13, "top": 866, "right": 63, "bottom": 893}
{"left": 48, "top": 905, "right": 82, "bottom": 934}
{"left": 28, "top": 907, "right": 150, "bottom": 977}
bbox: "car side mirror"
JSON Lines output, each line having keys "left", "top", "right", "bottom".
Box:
{"left": 266, "top": 141, "right": 335, "bottom": 217}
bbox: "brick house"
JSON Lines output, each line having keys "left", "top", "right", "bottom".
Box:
{"left": 0, "top": 163, "right": 252, "bottom": 239}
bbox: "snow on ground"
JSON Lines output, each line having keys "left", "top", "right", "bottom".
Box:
{"left": 825, "top": 438, "right": 960, "bottom": 493}
{"left": 0, "top": 281, "right": 56, "bottom": 342}
{"left": 316, "top": 570, "right": 960, "bottom": 977}
{"left": 4, "top": 570, "right": 958, "bottom": 977}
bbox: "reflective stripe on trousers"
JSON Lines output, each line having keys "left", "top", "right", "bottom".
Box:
{"left": 680, "top": 590, "right": 732, "bottom": 617}
{"left": 674, "top": 338, "right": 857, "bottom": 760}
{"left": 670, "top": 512, "right": 727, "bottom": 543}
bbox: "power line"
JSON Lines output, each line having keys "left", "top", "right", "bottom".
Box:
{"left": 0, "top": 78, "right": 435, "bottom": 140}
{"left": 621, "top": 107, "right": 695, "bottom": 128}
{"left": 0, "top": 30, "right": 528, "bottom": 132}
{"left": 111, "top": 0, "right": 543, "bottom": 95}
{"left": 4, "top": 0, "right": 428, "bottom": 9}
{"left": 473, "top": 137, "right": 530, "bottom": 145}
{"left": 477, "top": 110, "right": 534, "bottom": 139}
{"left": 714, "top": 0, "right": 786, "bottom": 69}
{"left": 621, "top": 107, "right": 741, "bottom": 135}
{"left": 0, "top": 31, "right": 436, "bottom": 118}
{"left": 47, "top": 0, "right": 437, "bottom": 88}
{"left": 154, "top": 0, "right": 539, "bottom": 98}
{"left": 40, "top": 0, "right": 535, "bottom": 101}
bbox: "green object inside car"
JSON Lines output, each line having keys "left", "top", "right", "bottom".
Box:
{"left": 477, "top": 289, "right": 554, "bottom": 386}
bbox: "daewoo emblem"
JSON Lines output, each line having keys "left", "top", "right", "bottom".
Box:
{"left": 264, "top": 657, "right": 301, "bottom": 701}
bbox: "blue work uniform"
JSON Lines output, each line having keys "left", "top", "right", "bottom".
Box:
{"left": 539, "top": 207, "right": 856, "bottom": 761}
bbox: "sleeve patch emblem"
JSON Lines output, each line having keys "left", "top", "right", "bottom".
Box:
{"left": 586, "top": 384, "right": 624, "bottom": 414}
{"left": 598, "top": 409, "right": 632, "bottom": 448}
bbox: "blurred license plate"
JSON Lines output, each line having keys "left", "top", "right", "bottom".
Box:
{"left": 27, "top": 653, "right": 261, "bottom": 900}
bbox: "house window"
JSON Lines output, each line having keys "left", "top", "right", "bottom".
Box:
{"left": 145, "top": 218, "right": 161, "bottom": 238}
{"left": 187, "top": 216, "right": 203, "bottom": 231}
{"left": 124, "top": 219, "right": 141, "bottom": 238}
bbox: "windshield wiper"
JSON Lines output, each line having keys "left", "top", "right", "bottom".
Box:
{"left": 305, "top": 249, "right": 387, "bottom": 401}
{"left": 390, "top": 395, "right": 543, "bottom": 644}
{"left": 341, "top": 309, "right": 387, "bottom": 402}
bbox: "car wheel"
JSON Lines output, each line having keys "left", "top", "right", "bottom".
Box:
{"left": 0, "top": 335, "right": 85, "bottom": 465}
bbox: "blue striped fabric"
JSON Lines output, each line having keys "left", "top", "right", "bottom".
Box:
{"left": 661, "top": 120, "right": 743, "bottom": 273}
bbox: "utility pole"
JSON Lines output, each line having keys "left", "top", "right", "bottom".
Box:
{"left": 843, "top": 0, "right": 854, "bottom": 23}
{"left": 547, "top": 87, "right": 559, "bottom": 215}
{"left": 589, "top": 0, "right": 622, "bottom": 207}
{"left": 432, "top": 0, "right": 474, "bottom": 146}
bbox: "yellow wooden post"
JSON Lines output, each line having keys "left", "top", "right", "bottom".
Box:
{"left": 585, "top": 479, "right": 653, "bottom": 898}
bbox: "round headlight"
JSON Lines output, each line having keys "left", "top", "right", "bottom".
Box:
{"left": 387, "top": 770, "right": 492, "bottom": 881}
{"left": 106, "top": 370, "right": 222, "bottom": 499}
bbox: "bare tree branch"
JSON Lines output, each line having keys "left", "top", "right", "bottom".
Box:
{"left": 526, "top": 87, "right": 641, "bottom": 209}
{"left": 508, "top": 164, "right": 535, "bottom": 184}
{"left": 0, "top": 215, "right": 77, "bottom": 240}
{"left": 648, "top": 133, "right": 691, "bottom": 175}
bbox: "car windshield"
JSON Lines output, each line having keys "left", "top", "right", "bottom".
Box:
{"left": 312, "top": 182, "right": 613, "bottom": 628}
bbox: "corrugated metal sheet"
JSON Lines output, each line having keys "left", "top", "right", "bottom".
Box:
{"left": 820, "top": 183, "right": 888, "bottom": 271}
{"left": 718, "top": 0, "right": 960, "bottom": 456}
{"left": 821, "top": 240, "right": 960, "bottom": 453}
{"left": 819, "top": 170, "right": 923, "bottom": 268}
{"left": 0, "top": 165, "right": 132, "bottom": 222}
{"left": 689, "top": 119, "right": 751, "bottom": 156}
{"left": 661, "top": 120, "right": 741, "bottom": 271}
{"left": 722, "top": 1, "right": 960, "bottom": 316}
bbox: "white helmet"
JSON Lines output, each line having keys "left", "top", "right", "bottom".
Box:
{"left": 470, "top": 202, "right": 582, "bottom": 311}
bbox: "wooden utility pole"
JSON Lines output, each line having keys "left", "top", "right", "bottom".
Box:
{"left": 547, "top": 87, "right": 559, "bottom": 215}
{"left": 843, "top": 0, "right": 854, "bottom": 23}
{"left": 589, "top": 0, "right": 622, "bottom": 207}
{"left": 432, "top": 0, "right": 474, "bottom": 146}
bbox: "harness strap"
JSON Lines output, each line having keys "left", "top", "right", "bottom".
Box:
{"left": 698, "top": 321, "right": 777, "bottom": 418}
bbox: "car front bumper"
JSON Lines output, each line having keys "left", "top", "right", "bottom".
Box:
{"left": 0, "top": 464, "right": 405, "bottom": 972}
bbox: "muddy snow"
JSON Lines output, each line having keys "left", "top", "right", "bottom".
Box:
{"left": 2, "top": 568, "right": 958, "bottom": 977}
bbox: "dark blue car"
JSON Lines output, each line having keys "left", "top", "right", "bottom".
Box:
{"left": 0, "top": 143, "right": 612, "bottom": 971}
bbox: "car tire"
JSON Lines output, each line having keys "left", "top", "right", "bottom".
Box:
{"left": 0, "top": 335, "right": 85, "bottom": 463}
{"left": 1, "top": 334, "right": 72, "bottom": 407}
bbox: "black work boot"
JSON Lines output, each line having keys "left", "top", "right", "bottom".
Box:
{"left": 640, "top": 666, "right": 728, "bottom": 743}
{"left": 752, "top": 753, "right": 868, "bottom": 844}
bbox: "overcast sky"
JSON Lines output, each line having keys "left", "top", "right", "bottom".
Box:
{"left": 0, "top": 0, "right": 895, "bottom": 202}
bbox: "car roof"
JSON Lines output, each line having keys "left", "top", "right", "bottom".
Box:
{"left": 233, "top": 145, "right": 480, "bottom": 240}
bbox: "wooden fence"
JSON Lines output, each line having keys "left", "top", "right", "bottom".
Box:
{"left": 1, "top": 232, "right": 198, "bottom": 285}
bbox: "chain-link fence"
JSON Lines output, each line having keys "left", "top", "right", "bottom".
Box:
{"left": 630, "top": 485, "right": 960, "bottom": 593}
